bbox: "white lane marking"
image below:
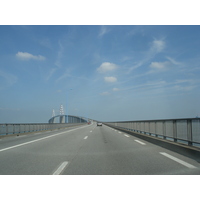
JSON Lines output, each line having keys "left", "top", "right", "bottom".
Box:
{"left": 159, "top": 152, "right": 197, "bottom": 169}
{"left": 118, "top": 132, "right": 122, "bottom": 134}
{"left": 124, "top": 134, "right": 130, "bottom": 137}
{"left": 90, "top": 131, "right": 92, "bottom": 132}
{"left": 0, "top": 125, "right": 88, "bottom": 153}
{"left": 115, "top": 130, "right": 117, "bottom": 132}
{"left": 53, "top": 161, "right": 69, "bottom": 175}
{"left": 84, "top": 136, "right": 88, "bottom": 139}
{"left": 134, "top": 140, "right": 146, "bottom": 145}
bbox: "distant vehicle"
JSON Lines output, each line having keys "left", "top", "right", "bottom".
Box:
{"left": 97, "top": 122, "right": 102, "bottom": 126}
{"left": 88, "top": 121, "right": 91, "bottom": 124}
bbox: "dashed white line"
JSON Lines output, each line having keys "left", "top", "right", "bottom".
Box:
{"left": 118, "top": 132, "right": 122, "bottom": 134}
{"left": 134, "top": 140, "right": 146, "bottom": 145}
{"left": 124, "top": 134, "right": 130, "bottom": 137}
{"left": 53, "top": 161, "right": 69, "bottom": 175}
{"left": 84, "top": 136, "right": 88, "bottom": 139}
{"left": 159, "top": 152, "right": 196, "bottom": 169}
{"left": 90, "top": 131, "right": 92, "bottom": 132}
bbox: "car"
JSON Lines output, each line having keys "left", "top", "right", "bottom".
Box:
{"left": 97, "top": 122, "right": 102, "bottom": 126}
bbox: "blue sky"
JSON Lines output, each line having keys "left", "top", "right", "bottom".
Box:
{"left": 1, "top": 25, "right": 200, "bottom": 123}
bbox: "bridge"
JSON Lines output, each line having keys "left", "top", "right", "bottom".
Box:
{"left": 0, "top": 116, "right": 200, "bottom": 175}
{"left": 48, "top": 115, "right": 88, "bottom": 124}
{"left": 48, "top": 104, "right": 88, "bottom": 123}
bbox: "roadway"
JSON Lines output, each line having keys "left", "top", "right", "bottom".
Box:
{"left": 0, "top": 122, "right": 200, "bottom": 175}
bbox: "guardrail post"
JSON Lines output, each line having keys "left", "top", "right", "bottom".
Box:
{"left": 6, "top": 124, "right": 8, "bottom": 135}
{"left": 155, "top": 122, "right": 158, "bottom": 137}
{"left": 173, "top": 120, "right": 177, "bottom": 142}
{"left": 187, "top": 119, "right": 193, "bottom": 146}
{"left": 163, "top": 121, "right": 166, "bottom": 139}
{"left": 19, "top": 124, "right": 21, "bottom": 133}
{"left": 149, "top": 122, "right": 151, "bottom": 136}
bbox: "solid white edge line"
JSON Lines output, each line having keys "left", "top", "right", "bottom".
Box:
{"left": 134, "top": 140, "right": 146, "bottom": 145}
{"left": 0, "top": 125, "right": 88, "bottom": 153}
{"left": 159, "top": 152, "right": 196, "bottom": 169}
{"left": 53, "top": 161, "right": 69, "bottom": 175}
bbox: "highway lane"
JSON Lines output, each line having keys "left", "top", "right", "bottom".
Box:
{"left": 0, "top": 124, "right": 92, "bottom": 175}
{"left": 0, "top": 123, "right": 200, "bottom": 175}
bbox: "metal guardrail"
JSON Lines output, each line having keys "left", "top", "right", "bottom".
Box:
{"left": 104, "top": 118, "right": 200, "bottom": 147}
{"left": 0, "top": 123, "right": 86, "bottom": 136}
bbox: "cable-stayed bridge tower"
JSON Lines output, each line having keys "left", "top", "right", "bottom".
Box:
{"left": 52, "top": 109, "right": 55, "bottom": 117}
{"left": 48, "top": 104, "right": 88, "bottom": 124}
{"left": 60, "top": 104, "right": 64, "bottom": 115}
{"left": 59, "top": 104, "right": 65, "bottom": 123}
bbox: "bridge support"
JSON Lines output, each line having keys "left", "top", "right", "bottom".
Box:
{"left": 60, "top": 115, "right": 65, "bottom": 123}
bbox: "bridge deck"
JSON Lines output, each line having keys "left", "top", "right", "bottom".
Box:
{"left": 0, "top": 123, "right": 199, "bottom": 175}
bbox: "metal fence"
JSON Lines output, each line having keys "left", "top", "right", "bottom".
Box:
{"left": 104, "top": 118, "right": 200, "bottom": 147}
{"left": 0, "top": 123, "right": 86, "bottom": 136}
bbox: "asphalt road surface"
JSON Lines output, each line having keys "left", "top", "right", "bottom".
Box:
{"left": 0, "top": 122, "right": 200, "bottom": 175}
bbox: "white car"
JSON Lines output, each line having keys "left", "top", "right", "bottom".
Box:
{"left": 97, "top": 122, "right": 102, "bottom": 126}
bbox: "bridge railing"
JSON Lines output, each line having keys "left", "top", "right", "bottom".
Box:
{"left": 0, "top": 123, "right": 86, "bottom": 136}
{"left": 104, "top": 118, "right": 200, "bottom": 147}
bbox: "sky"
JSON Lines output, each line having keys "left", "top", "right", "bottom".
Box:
{"left": 1, "top": 25, "right": 200, "bottom": 123}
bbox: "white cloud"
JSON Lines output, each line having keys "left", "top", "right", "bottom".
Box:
{"left": 104, "top": 76, "right": 117, "bottom": 83}
{"left": 173, "top": 85, "right": 196, "bottom": 91}
{"left": 127, "top": 38, "right": 166, "bottom": 73}
{"left": 39, "top": 38, "right": 52, "bottom": 49}
{"left": 166, "top": 56, "right": 181, "bottom": 65}
{"left": 45, "top": 68, "right": 57, "bottom": 81}
{"left": 173, "top": 79, "right": 197, "bottom": 91}
{"left": 56, "top": 72, "right": 70, "bottom": 83}
{"left": 175, "top": 79, "right": 193, "bottom": 84}
{"left": 149, "top": 61, "right": 169, "bottom": 73}
{"left": 98, "top": 26, "right": 109, "bottom": 37}
{"left": 16, "top": 52, "right": 46, "bottom": 61}
{"left": 113, "top": 88, "right": 119, "bottom": 91}
{"left": 97, "top": 62, "right": 118, "bottom": 73}
{"left": 151, "top": 39, "right": 165, "bottom": 53}
{"left": 150, "top": 62, "right": 167, "bottom": 70}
